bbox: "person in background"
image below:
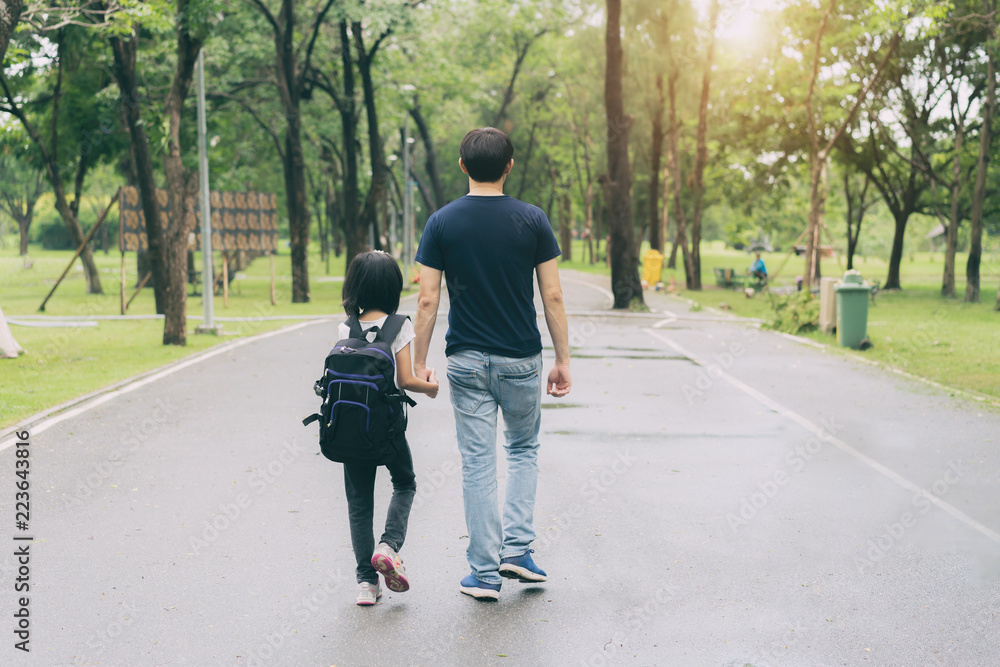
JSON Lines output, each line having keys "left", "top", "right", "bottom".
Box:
{"left": 749, "top": 251, "right": 768, "bottom": 283}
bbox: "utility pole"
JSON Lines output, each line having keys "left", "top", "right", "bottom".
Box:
{"left": 402, "top": 115, "right": 412, "bottom": 284}
{"left": 194, "top": 51, "right": 221, "bottom": 335}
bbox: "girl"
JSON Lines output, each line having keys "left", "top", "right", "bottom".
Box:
{"left": 338, "top": 250, "right": 439, "bottom": 606}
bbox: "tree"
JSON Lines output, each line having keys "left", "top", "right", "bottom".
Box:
{"left": 647, "top": 71, "right": 665, "bottom": 253}
{"left": 840, "top": 166, "right": 876, "bottom": 269}
{"left": 354, "top": 17, "right": 394, "bottom": 264}
{"left": 930, "top": 22, "right": 983, "bottom": 298}
{"left": 966, "top": 0, "right": 996, "bottom": 303}
{"left": 798, "top": 0, "right": 899, "bottom": 289}
{"left": 310, "top": 19, "right": 364, "bottom": 265}
{"left": 0, "top": 141, "right": 45, "bottom": 255}
{"left": 159, "top": 1, "right": 206, "bottom": 344}
{"left": 409, "top": 98, "right": 445, "bottom": 211}
{"left": 107, "top": 25, "right": 168, "bottom": 316}
{"left": 245, "top": 0, "right": 337, "bottom": 303}
{"left": 604, "top": 0, "right": 642, "bottom": 309}
{"left": 684, "top": 0, "right": 721, "bottom": 290}
{"left": 1, "top": 29, "right": 105, "bottom": 294}
{"left": 106, "top": 0, "right": 212, "bottom": 344}
{"left": 666, "top": 66, "right": 692, "bottom": 277}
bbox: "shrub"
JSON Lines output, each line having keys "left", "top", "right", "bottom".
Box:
{"left": 762, "top": 291, "right": 819, "bottom": 334}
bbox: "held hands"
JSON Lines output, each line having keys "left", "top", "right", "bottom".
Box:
{"left": 547, "top": 362, "right": 572, "bottom": 398}
{"left": 425, "top": 369, "right": 439, "bottom": 399}
{"left": 415, "top": 366, "right": 439, "bottom": 399}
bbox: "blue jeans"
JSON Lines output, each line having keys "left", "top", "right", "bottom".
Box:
{"left": 447, "top": 350, "right": 543, "bottom": 585}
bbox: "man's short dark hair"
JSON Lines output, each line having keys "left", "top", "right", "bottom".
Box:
{"left": 341, "top": 250, "right": 402, "bottom": 317}
{"left": 459, "top": 128, "right": 514, "bottom": 183}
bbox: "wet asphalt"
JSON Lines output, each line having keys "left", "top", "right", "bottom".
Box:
{"left": 0, "top": 270, "right": 998, "bottom": 667}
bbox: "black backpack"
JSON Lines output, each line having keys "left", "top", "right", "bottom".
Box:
{"left": 302, "top": 314, "right": 416, "bottom": 465}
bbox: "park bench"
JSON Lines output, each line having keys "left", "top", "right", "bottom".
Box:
{"left": 714, "top": 267, "right": 745, "bottom": 289}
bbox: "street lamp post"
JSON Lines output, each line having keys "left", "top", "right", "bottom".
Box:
{"left": 402, "top": 115, "right": 412, "bottom": 284}
{"left": 194, "top": 50, "right": 221, "bottom": 335}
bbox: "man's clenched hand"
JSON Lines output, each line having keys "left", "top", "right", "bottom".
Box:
{"left": 547, "top": 362, "right": 572, "bottom": 397}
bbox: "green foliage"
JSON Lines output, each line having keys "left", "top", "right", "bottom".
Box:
{"left": 2, "top": 0, "right": 998, "bottom": 291}
{"left": 104, "top": 0, "right": 175, "bottom": 35}
{"left": 762, "top": 291, "right": 820, "bottom": 335}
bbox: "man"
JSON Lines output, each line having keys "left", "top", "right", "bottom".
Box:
{"left": 412, "top": 127, "right": 572, "bottom": 601}
{"left": 750, "top": 251, "right": 767, "bottom": 282}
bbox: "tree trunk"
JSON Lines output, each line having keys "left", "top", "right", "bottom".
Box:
{"left": 355, "top": 22, "right": 389, "bottom": 264}
{"left": 966, "top": 4, "right": 995, "bottom": 303}
{"left": 814, "top": 159, "right": 827, "bottom": 282}
{"left": 804, "top": 155, "right": 826, "bottom": 288}
{"left": 666, "top": 71, "right": 692, "bottom": 283}
{"left": 942, "top": 123, "right": 963, "bottom": 297}
{"left": 410, "top": 101, "right": 445, "bottom": 210}
{"left": 516, "top": 121, "right": 539, "bottom": 201}
{"left": 17, "top": 205, "right": 31, "bottom": 255}
{"left": 648, "top": 72, "right": 665, "bottom": 252}
{"left": 594, "top": 186, "right": 604, "bottom": 263}
{"left": 108, "top": 31, "right": 168, "bottom": 314}
{"left": 339, "top": 20, "right": 365, "bottom": 266}
{"left": 660, "top": 160, "right": 670, "bottom": 259}
{"left": 160, "top": 2, "right": 202, "bottom": 345}
{"left": 310, "top": 170, "right": 326, "bottom": 264}
{"left": 559, "top": 193, "right": 573, "bottom": 262}
{"left": 844, "top": 171, "right": 868, "bottom": 271}
{"left": 0, "top": 0, "right": 23, "bottom": 64}
{"left": 323, "top": 183, "right": 335, "bottom": 265}
{"left": 688, "top": 0, "right": 720, "bottom": 291}
{"left": 604, "top": 0, "right": 643, "bottom": 308}
{"left": 844, "top": 171, "right": 855, "bottom": 271}
{"left": 270, "top": 0, "right": 310, "bottom": 303}
{"left": 283, "top": 124, "right": 311, "bottom": 302}
{"left": 584, "top": 181, "right": 595, "bottom": 264}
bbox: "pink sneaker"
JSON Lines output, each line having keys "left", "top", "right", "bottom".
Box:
{"left": 355, "top": 581, "right": 381, "bottom": 606}
{"left": 371, "top": 543, "right": 410, "bottom": 592}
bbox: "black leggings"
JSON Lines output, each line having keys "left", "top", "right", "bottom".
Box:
{"left": 343, "top": 440, "right": 417, "bottom": 584}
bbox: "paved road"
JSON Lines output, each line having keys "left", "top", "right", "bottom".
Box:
{"left": 1, "top": 271, "right": 998, "bottom": 666}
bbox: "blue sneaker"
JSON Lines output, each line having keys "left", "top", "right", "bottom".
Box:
{"left": 459, "top": 573, "right": 501, "bottom": 600}
{"left": 499, "top": 550, "right": 547, "bottom": 582}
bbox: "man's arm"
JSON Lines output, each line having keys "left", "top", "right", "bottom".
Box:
{"left": 536, "top": 258, "right": 572, "bottom": 397}
{"left": 412, "top": 264, "right": 442, "bottom": 381}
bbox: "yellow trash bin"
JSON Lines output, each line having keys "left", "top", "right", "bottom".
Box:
{"left": 642, "top": 249, "right": 664, "bottom": 286}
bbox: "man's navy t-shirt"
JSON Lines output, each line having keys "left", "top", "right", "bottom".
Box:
{"left": 415, "top": 194, "right": 561, "bottom": 358}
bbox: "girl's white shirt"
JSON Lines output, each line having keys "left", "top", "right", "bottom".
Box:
{"left": 337, "top": 314, "right": 415, "bottom": 357}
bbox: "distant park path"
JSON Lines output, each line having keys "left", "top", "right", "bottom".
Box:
{"left": 1, "top": 270, "right": 997, "bottom": 666}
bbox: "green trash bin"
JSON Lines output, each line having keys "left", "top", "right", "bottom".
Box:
{"left": 835, "top": 270, "right": 870, "bottom": 349}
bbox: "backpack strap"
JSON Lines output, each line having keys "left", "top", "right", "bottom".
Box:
{"left": 346, "top": 314, "right": 365, "bottom": 339}
{"left": 376, "top": 314, "right": 409, "bottom": 347}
